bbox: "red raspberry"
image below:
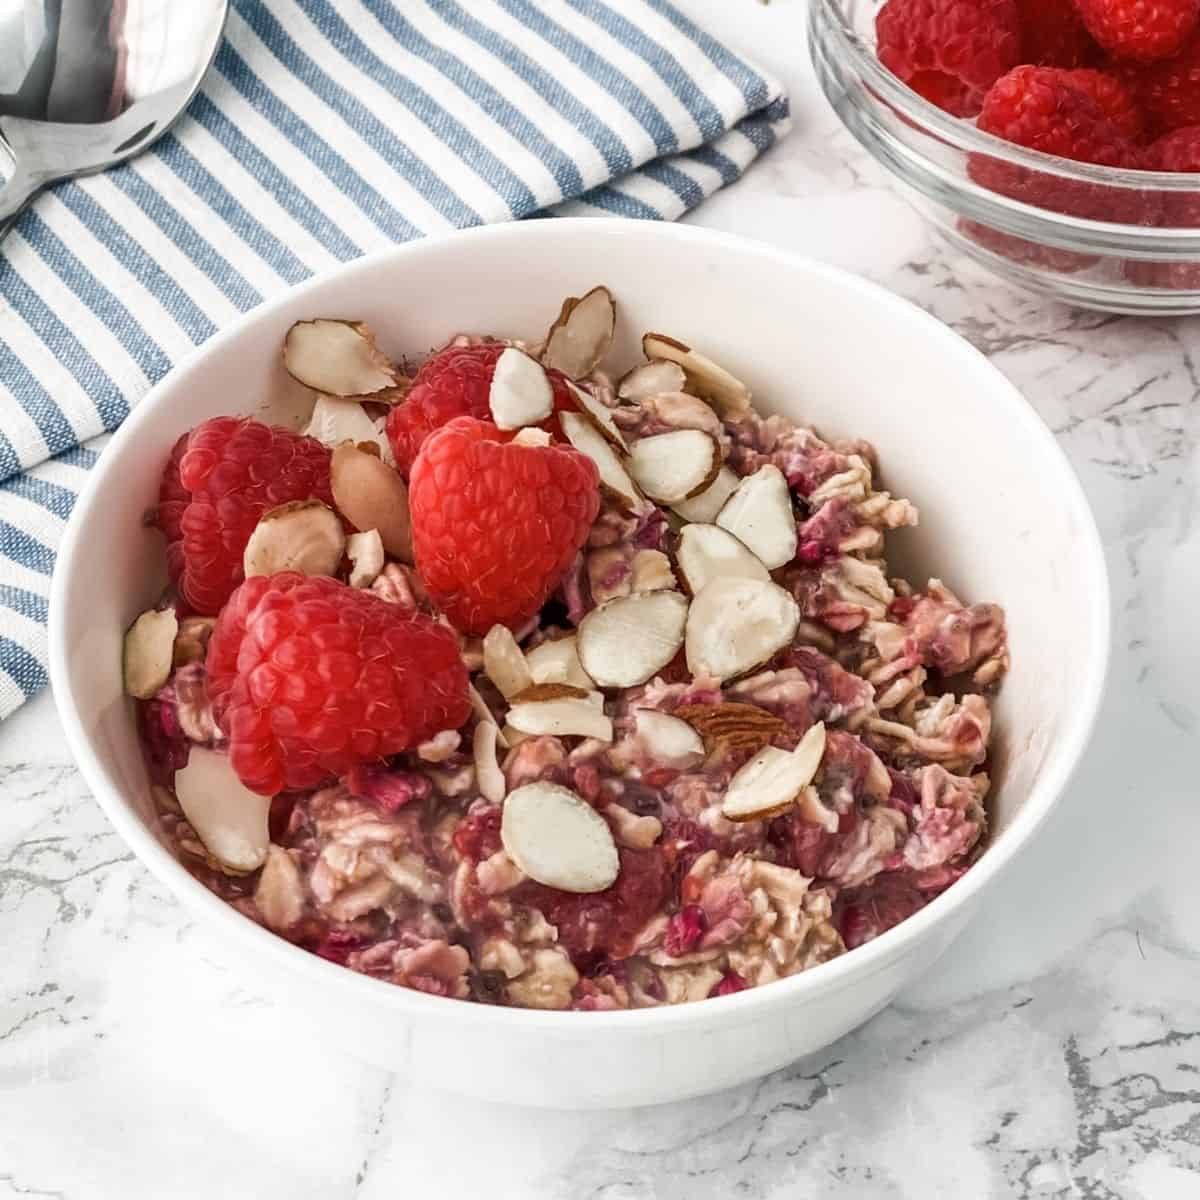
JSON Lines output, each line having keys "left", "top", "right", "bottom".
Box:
{"left": 206, "top": 573, "right": 469, "bottom": 795}
{"left": 1123, "top": 125, "right": 1200, "bottom": 286}
{"left": 1073, "top": 0, "right": 1200, "bottom": 62}
{"left": 662, "top": 905, "right": 707, "bottom": 957}
{"left": 1126, "top": 32, "right": 1200, "bottom": 130}
{"left": 408, "top": 417, "right": 600, "bottom": 635}
{"left": 875, "top": 0, "right": 1022, "bottom": 116}
{"left": 385, "top": 344, "right": 576, "bottom": 477}
{"left": 1016, "top": 0, "right": 1099, "bottom": 67}
{"left": 154, "top": 417, "right": 335, "bottom": 615}
{"left": 1051, "top": 67, "right": 1145, "bottom": 137}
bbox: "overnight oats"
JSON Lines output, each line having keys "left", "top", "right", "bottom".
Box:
{"left": 123, "top": 286, "right": 1009, "bottom": 1011}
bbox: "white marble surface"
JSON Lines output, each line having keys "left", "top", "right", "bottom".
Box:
{"left": 3, "top": 2, "right": 1199, "bottom": 1196}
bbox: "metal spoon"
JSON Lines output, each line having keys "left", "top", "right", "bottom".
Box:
{"left": 0, "top": 0, "right": 229, "bottom": 242}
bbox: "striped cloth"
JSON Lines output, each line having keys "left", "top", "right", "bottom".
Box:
{"left": 0, "top": 0, "right": 789, "bottom": 720}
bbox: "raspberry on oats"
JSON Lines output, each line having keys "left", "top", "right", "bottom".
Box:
{"left": 206, "top": 572, "right": 470, "bottom": 795}
{"left": 875, "top": 0, "right": 1022, "bottom": 116}
{"left": 408, "top": 417, "right": 600, "bottom": 634}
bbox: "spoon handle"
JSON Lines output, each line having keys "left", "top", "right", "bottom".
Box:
{"left": 0, "top": 166, "right": 41, "bottom": 244}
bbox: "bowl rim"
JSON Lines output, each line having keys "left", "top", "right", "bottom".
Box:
{"left": 49, "top": 218, "right": 1111, "bottom": 1031}
{"left": 812, "top": 0, "right": 1200, "bottom": 192}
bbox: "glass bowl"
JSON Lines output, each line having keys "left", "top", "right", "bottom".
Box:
{"left": 809, "top": 0, "right": 1200, "bottom": 314}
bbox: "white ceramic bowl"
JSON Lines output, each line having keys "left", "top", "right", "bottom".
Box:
{"left": 49, "top": 220, "right": 1109, "bottom": 1109}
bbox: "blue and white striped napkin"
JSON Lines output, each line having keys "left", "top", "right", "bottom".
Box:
{"left": 0, "top": 0, "right": 789, "bottom": 720}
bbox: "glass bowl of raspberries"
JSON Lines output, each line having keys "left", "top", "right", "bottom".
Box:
{"left": 810, "top": 0, "right": 1200, "bottom": 312}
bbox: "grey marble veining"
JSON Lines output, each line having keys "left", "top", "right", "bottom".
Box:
{"left": 3, "top": 2, "right": 1200, "bottom": 1196}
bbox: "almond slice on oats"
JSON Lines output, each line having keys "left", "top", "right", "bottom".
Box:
{"left": 513, "top": 427, "right": 552, "bottom": 449}
{"left": 715, "top": 464, "right": 797, "bottom": 570}
{"left": 347, "top": 529, "right": 384, "bottom": 589}
{"left": 685, "top": 576, "right": 800, "bottom": 682}
{"left": 541, "top": 286, "right": 616, "bottom": 379}
{"left": 283, "top": 319, "right": 396, "bottom": 396}
{"left": 559, "top": 410, "right": 644, "bottom": 513}
{"left": 524, "top": 634, "right": 594, "bottom": 690}
{"left": 567, "top": 380, "right": 627, "bottom": 450}
{"left": 303, "top": 394, "right": 390, "bottom": 459}
{"left": 123, "top": 608, "right": 178, "bottom": 700}
{"left": 483, "top": 624, "right": 534, "bottom": 700}
{"left": 672, "top": 465, "right": 739, "bottom": 525}
{"left": 617, "top": 359, "right": 687, "bottom": 402}
{"left": 631, "top": 548, "right": 676, "bottom": 593}
{"left": 673, "top": 702, "right": 787, "bottom": 758}
{"left": 675, "top": 523, "right": 769, "bottom": 595}
{"left": 243, "top": 500, "right": 345, "bottom": 580}
{"left": 174, "top": 748, "right": 272, "bottom": 872}
{"left": 721, "top": 723, "right": 826, "bottom": 822}
{"left": 626, "top": 430, "right": 721, "bottom": 504}
{"left": 489, "top": 347, "right": 554, "bottom": 429}
{"left": 501, "top": 781, "right": 619, "bottom": 893}
{"left": 255, "top": 846, "right": 305, "bottom": 931}
{"left": 633, "top": 709, "right": 705, "bottom": 770}
{"left": 331, "top": 443, "right": 413, "bottom": 562}
{"left": 468, "top": 683, "right": 509, "bottom": 748}
{"left": 506, "top": 696, "right": 614, "bottom": 741}
{"left": 641, "top": 333, "right": 752, "bottom": 421}
{"left": 473, "top": 721, "right": 507, "bottom": 804}
{"left": 577, "top": 590, "right": 689, "bottom": 688}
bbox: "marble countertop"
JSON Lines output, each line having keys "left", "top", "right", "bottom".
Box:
{"left": 3, "top": 2, "right": 1199, "bottom": 1196}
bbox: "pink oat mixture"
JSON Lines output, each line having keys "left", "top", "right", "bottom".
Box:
{"left": 138, "top": 317, "right": 1008, "bottom": 1012}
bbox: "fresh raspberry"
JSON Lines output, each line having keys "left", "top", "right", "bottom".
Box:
{"left": 154, "top": 417, "right": 335, "bottom": 615}
{"left": 875, "top": 0, "right": 1022, "bottom": 116}
{"left": 971, "top": 66, "right": 1147, "bottom": 226}
{"left": 206, "top": 573, "right": 470, "bottom": 795}
{"left": 1126, "top": 32, "right": 1200, "bottom": 130}
{"left": 385, "top": 344, "right": 575, "bottom": 477}
{"left": 1016, "top": 0, "right": 1098, "bottom": 67}
{"left": 1052, "top": 67, "right": 1145, "bottom": 137}
{"left": 408, "top": 417, "right": 600, "bottom": 634}
{"left": 1123, "top": 125, "right": 1200, "bottom": 286}
{"left": 1073, "top": 0, "right": 1200, "bottom": 62}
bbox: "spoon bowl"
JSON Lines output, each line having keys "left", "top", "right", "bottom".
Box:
{"left": 0, "top": 0, "right": 229, "bottom": 240}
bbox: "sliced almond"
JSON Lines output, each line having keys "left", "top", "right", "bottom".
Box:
{"left": 283, "top": 319, "right": 396, "bottom": 396}
{"left": 303, "top": 394, "right": 390, "bottom": 459}
{"left": 617, "top": 359, "right": 687, "bottom": 402}
{"left": 673, "top": 702, "right": 787, "bottom": 758}
{"left": 676, "top": 523, "right": 769, "bottom": 595}
{"left": 511, "top": 682, "right": 590, "bottom": 702}
{"left": 559, "top": 411, "right": 644, "bottom": 514}
{"left": 541, "top": 286, "right": 616, "bottom": 379}
{"left": 347, "top": 529, "right": 385, "bottom": 589}
{"left": 524, "top": 635, "right": 594, "bottom": 690}
{"left": 567, "top": 381, "right": 627, "bottom": 450}
{"left": 501, "top": 781, "right": 619, "bottom": 893}
{"left": 721, "top": 723, "right": 826, "bottom": 822}
{"left": 715, "top": 465, "right": 797, "bottom": 570}
{"left": 506, "top": 696, "right": 614, "bottom": 741}
{"left": 123, "top": 608, "right": 179, "bottom": 699}
{"left": 331, "top": 443, "right": 413, "bottom": 562}
{"left": 483, "top": 624, "right": 534, "bottom": 700}
{"left": 630, "top": 549, "right": 676, "bottom": 593}
{"left": 243, "top": 500, "right": 345, "bottom": 580}
{"left": 641, "top": 333, "right": 752, "bottom": 421}
{"left": 174, "top": 748, "right": 272, "bottom": 871}
{"left": 633, "top": 709, "right": 705, "bottom": 770}
{"left": 685, "top": 577, "right": 800, "bottom": 682}
{"left": 255, "top": 846, "right": 305, "bottom": 932}
{"left": 468, "top": 683, "right": 509, "bottom": 748}
{"left": 672, "top": 466, "right": 739, "bottom": 525}
{"left": 577, "top": 590, "right": 689, "bottom": 689}
{"left": 626, "top": 430, "right": 721, "bottom": 504}
{"left": 473, "top": 721, "right": 507, "bottom": 804}
{"left": 489, "top": 347, "right": 554, "bottom": 430}
{"left": 512, "top": 427, "right": 552, "bottom": 449}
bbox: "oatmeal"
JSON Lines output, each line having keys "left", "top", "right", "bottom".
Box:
{"left": 125, "top": 286, "right": 1008, "bottom": 1010}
